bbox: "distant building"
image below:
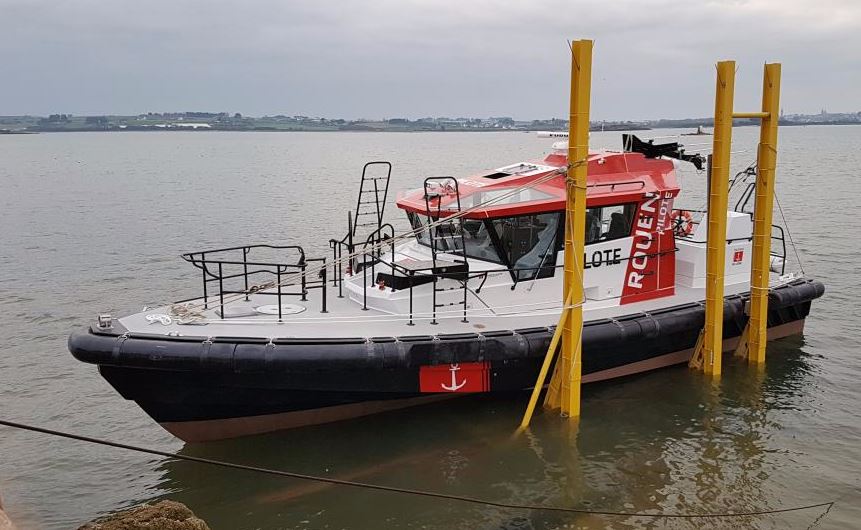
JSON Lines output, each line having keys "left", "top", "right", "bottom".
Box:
{"left": 172, "top": 123, "right": 212, "bottom": 129}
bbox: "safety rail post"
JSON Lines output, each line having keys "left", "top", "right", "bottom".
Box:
{"left": 431, "top": 275, "right": 438, "bottom": 325}
{"left": 362, "top": 254, "right": 368, "bottom": 310}
{"left": 277, "top": 269, "right": 283, "bottom": 322}
{"left": 734, "top": 63, "right": 781, "bottom": 365}
{"left": 390, "top": 237, "right": 396, "bottom": 279}
{"left": 201, "top": 253, "right": 208, "bottom": 309}
{"left": 408, "top": 271, "right": 415, "bottom": 325}
{"left": 300, "top": 262, "right": 308, "bottom": 301}
{"left": 462, "top": 275, "right": 468, "bottom": 323}
{"left": 218, "top": 263, "right": 225, "bottom": 320}
{"left": 538, "top": 38, "right": 591, "bottom": 422}
{"left": 321, "top": 257, "right": 328, "bottom": 313}
{"left": 370, "top": 235, "right": 377, "bottom": 286}
{"left": 347, "top": 212, "right": 354, "bottom": 271}
{"left": 335, "top": 241, "right": 344, "bottom": 298}
{"left": 691, "top": 60, "right": 735, "bottom": 377}
{"left": 242, "top": 248, "right": 250, "bottom": 300}
{"left": 331, "top": 242, "right": 339, "bottom": 287}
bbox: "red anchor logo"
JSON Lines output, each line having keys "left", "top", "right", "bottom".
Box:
{"left": 419, "top": 362, "right": 491, "bottom": 393}
{"left": 440, "top": 364, "right": 466, "bottom": 391}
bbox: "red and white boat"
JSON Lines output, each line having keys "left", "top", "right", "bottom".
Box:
{"left": 69, "top": 135, "right": 824, "bottom": 442}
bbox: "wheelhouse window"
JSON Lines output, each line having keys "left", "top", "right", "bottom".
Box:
{"left": 584, "top": 203, "right": 637, "bottom": 244}
{"left": 407, "top": 212, "right": 505, "bottom": 264}
{"left": 461, "top": 218, "right": 502, "bottom": 263}
{"left": 491, "top": 213, "right": 562, "bottom": 280}
{"left": 406, "top": 211, "right": 563, "bottom": 280}
{"left": 407, "top": 212, "right": 432, "bottom": 246}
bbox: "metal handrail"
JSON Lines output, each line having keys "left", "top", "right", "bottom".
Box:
{"left": 179, "top": 244, "right": 334, "bottom": 319}
{"left": 359, "top": 223, "right": 396, "bottom": 311}
{"left": 329, "top": 211, "right": 355, "bottom": 298}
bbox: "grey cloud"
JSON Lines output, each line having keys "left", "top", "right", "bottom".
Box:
{"left": 0, "top": 0, "right": 858, "bottom": 119}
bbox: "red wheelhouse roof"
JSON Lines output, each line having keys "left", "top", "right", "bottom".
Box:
{"left": 396, "top": 151, "right": 680, "bottom": 218}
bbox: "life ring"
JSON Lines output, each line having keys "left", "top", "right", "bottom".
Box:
{"left": 671, "top": 210, "right": 695, "bottom": 237}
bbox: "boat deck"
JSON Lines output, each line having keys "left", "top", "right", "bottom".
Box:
{"left": 116, "top": 277, "right": 777, "bottom": 340}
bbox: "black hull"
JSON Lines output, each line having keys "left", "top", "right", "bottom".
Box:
{"left": 69, "top": 278, "right": 824, "bottom": 441}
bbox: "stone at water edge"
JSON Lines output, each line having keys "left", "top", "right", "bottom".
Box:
{"left": 0, "top": 494, "right": 15, "bottom": 530}
{"left": 77, "top": 500, "right": 210, "bottom": 530}
{"left": 0, "top": 510, "right": 12, "bottom": 530}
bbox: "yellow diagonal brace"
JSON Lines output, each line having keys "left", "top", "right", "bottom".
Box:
{"left": 545, "top": 356, "right": 562, "bottom": 409}
{"left": 688, "top": 329, "right": 706, "bottom": 370}
{"left": 733, "top": 320, "right": 750, "bottom": 359}
{"left": 519, "top": 290, "right": 574, "bottom": 430}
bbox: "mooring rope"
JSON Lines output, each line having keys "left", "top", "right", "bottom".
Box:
{"left": 0, "top": 418, "right": 834, "bottom": 524}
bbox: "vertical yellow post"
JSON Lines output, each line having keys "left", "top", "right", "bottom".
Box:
{"left": 558, "top": 39, "right": 592, "bottom": 417}
{"left": 700, "top": 61, "right": 735, "bottom": 377}
{"left": 739, "top": 64, "right": 781, "bottom": 365}
{"left": 523, "top": 39, "right": 591, "bottom": 428}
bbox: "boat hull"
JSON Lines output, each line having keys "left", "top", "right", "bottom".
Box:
{"left": 69, "top": 278, "right": 824, "bottom": 442}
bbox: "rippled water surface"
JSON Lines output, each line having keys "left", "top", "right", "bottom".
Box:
{"left": 0, "top": 129, "right": 859, "bottom": 529}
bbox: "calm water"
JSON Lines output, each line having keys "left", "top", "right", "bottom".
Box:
{"left": 0, "top": 129, "right": 859, "bottom": 529}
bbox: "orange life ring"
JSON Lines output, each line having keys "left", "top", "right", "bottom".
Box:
{"left": 671, "top": 210, "right": 695, "bottom": 237}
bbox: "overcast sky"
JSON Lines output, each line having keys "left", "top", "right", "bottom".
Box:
{"left": 1, "top": 0, "right": 858, "bottom": 120}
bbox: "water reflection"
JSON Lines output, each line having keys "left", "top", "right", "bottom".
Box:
{"left": 147, "top": 337, "right": 818, "bottom": 529}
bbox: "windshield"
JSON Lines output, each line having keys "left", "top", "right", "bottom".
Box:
{"left": 406, "top": 212, "right": 561, "bottom": 276}
{"left": 407, "top": 212, "right": 502, "bottom": 263}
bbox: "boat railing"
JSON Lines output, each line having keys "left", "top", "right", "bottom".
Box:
{"left": 180, "top": 244, "right": 329, "bottom": 320}
{"left": 329, "top": 212, "right": 356, "bottom": 299}
{"left": 671, "top": 208, "right": 788, "bottom": 274}
{"left": 735, "top": 182, "right": 756, "bottom": 213}
{"left": 356, "top": 243, "right": 683, "bottom": 325}
{"left": 771, "top": 224, "right": 788, "bottom": 275}
{"left": 360, "top": 223, "right": 397, "bottom": 310}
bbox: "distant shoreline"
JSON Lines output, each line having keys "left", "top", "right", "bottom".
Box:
{"left": 3, "top": 121, "right": 860, "bottom": 135}
{"left": 3, "top": 116, "right": 861, "bottom": 136}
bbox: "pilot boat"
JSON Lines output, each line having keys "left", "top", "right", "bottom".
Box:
{"left": 68, "top": 135, "right": 824, "bottom": 442}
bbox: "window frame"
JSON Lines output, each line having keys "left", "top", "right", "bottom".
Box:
{"left": 582, "top": 202, "right": 638, "bottom": 244}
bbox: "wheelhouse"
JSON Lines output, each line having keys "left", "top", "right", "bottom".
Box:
{"left": 395, "top": 150, "right": 681, "bottom": 283}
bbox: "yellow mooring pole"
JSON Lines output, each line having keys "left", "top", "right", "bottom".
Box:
{"left": 734, "top": 63, "right": 782, "bottom": 364}
{"left": 520, "top": 39, "right": 591, "bottom": 428}
{"left": 559, "top": 39, "right": 591, "bottom": 417}
{"left": 691, "top": 60, "right": 735, "bottom": 377}
{"left": 544, "top": 40, "right": 592, "bottom": 418}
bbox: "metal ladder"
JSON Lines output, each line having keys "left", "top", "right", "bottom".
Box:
{"left": 351, "top": 161, "right": 392, "bottom": 243}
{"left": 329, "top": 162, "right": 392, "bottom": 296}
{"left": 423, "top": 177, "right": 469, "bottom": 323}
